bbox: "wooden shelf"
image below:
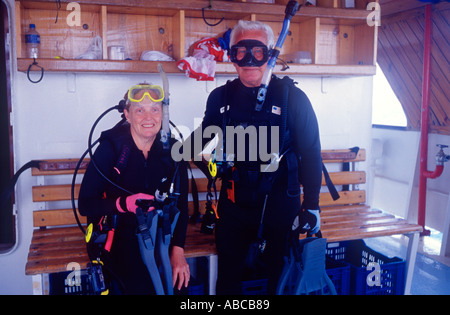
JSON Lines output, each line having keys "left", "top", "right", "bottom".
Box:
{"left": 16, "top": 0, "right": 378, "bottom": 76}
{"left": 17, "top": 58, "right": 181, "bottom": 73}
{"left": 18, "top": 58, "right": 376, "bottom": 76}
{"left": 216, "top": 62, "right": 376, "bottom": 76}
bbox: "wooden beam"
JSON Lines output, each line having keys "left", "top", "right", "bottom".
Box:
{"left": 15, "top": 1, "right": 23, "bottom": 58}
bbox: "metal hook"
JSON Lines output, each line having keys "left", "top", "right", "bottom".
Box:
{"left": 277, "top": 57, "right": 290, "bottom": 71}
{"left": 202, "top": 0, "right": 224, "bottom": 27}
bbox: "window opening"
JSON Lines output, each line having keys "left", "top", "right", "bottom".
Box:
{"left": 372, "top": 64, "right": 407, "bottom": 128}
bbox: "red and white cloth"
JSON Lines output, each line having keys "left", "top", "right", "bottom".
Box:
{"left": 194, "top": 37, "right": 230, "bottom": 63}
{"left": 177, "top": 37, "right": 230, "bottom": 81}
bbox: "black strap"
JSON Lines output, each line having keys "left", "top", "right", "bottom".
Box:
{"left": 278, "top": 77, "right": 291, "bottom": 153}
{"left": 135, "top": 207, "right": 152, "bottom": 242}
{"left": 343, "top": 146, "right": 360, "bottom": 191}
{"left": 189, "top": 174, "right": 200, "bottom": 223}
{"left": 285, "top": 149, "right": 300, "bottom": 197}
{"left": 190, "top": 159, "right": 211, "bottom": 224}
{"left": 349, "top": 146, "right": 360, "bottom": 156}
{"left": 322, "top": 163, "right": 340, "bottom": 201}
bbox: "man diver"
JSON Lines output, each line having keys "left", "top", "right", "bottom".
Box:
{"left": 185, "top": 20, "right": 323, "bottom": 294}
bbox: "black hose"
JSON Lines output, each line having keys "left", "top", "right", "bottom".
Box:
{"left": 87, "top": 106, "right": 134, "bottom": 196}
{"left": 71, "top": 141, "right": 98, "bottom": 235}
{"left": 72, "top": 111, "right": 130, "bottom": 235}
{"left": 0, "top": 160, "right": 42, "bottom": 209}
{"left": 27, "top": 59, "right": 44, "bottom": 84}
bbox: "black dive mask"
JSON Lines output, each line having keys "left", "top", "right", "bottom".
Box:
{"left": 230, "top": 40, "right": 271, "bottom": 67}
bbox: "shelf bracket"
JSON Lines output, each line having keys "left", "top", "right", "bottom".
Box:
{"left": 321, "top": 77, "right": 328, "bottom": 94}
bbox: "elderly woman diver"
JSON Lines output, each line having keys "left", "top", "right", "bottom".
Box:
{"left": 78, "top": 83, "right": 190, "bottom": 295}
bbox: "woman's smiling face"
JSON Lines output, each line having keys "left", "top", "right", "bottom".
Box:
{"left": 125, "top": 97, "right": 162, "bottom": 143}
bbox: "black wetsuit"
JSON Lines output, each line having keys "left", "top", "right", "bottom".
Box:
{"left": 78, "top": 123, "right": 189, "bottom": 294}
{"left": 192, "top": 76, "right": 322, "bottom": 294}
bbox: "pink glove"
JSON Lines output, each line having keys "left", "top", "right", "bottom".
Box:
{"left": 116, "top": 193, "right": 154, "bottom": 214}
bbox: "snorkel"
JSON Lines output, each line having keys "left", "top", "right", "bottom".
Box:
{"left": 255, "top": 0, "right": 300, "bottom": 111}
{"left": 158, "top": 63, "right": 171, "bottom": 150}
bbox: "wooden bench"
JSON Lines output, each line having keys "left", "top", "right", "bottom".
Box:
{"left": 25, "top": 158, "right": 217, "bottom": 294}
{"left": 25, "top": 148, "right": 422, "bottom": 294}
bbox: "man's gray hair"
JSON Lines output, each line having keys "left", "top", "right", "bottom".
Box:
{"left": 229, "top": 20, "right": 275, "bottom": 49}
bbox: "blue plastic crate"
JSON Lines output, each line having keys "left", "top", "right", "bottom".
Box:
{"left": 326, "top": 240, "right": 405, "bottom": 295}
{"left": 325, "top": 258, "right": 351, "bottom": 295}
{"left": 175, "top": 276, "right": 206, "bottom": 295}
{"left": 188, "top": 282, "right": 205, "bottom": 295}
{"left": 241, "top": 279, "right": 268, "bottom": 295}
{"left": 48, "top": 269, "right": 92, "bottom": 295}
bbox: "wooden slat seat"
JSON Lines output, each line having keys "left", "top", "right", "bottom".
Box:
{"left": 323, "top": 224, "right": 424, "bottom": 243}
{"left": 25, "top": 224, "right": 216, "bottom": 275}
{"left": 25, "top": 148, "right": 423, "bottom": 295}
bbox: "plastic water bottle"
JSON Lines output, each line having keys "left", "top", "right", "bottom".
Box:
{"left": 25, "top": 24, "right": 40, "bottom": 59}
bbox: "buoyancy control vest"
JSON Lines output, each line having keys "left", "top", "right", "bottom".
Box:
{"left": 214, "top": 75, "right": 299, "bottom": 208}
{"left": 99, "top": 123, "right": 176, "bottom": 195}
{"left": 85, "top": 123, "right": 179, "bottom": 261}
{"left": 212, "top": 75, "right": 339, "bottom": 209}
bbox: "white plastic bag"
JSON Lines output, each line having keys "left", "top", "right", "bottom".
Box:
{"left": 76, "top": 36, "right": 103, "bottom": 60}
{"left": 140, "top": 50, "right": 174, "bottom": 61}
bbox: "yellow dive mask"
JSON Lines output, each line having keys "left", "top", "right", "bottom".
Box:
{"left": 127, "top": 84, "right": 164, "bottom": 103}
